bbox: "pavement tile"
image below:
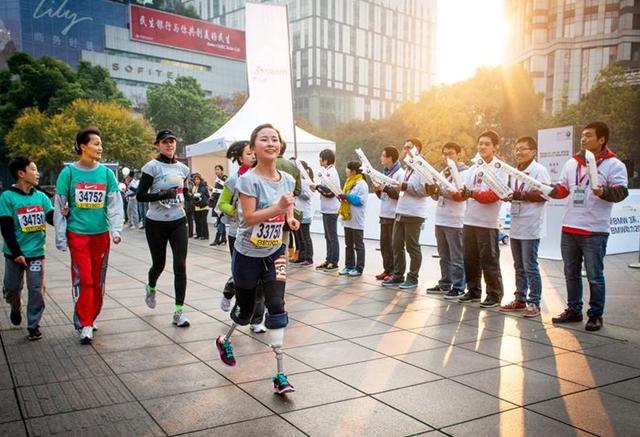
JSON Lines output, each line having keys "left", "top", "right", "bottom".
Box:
{"left": 0, "top": 421, "right": 26, "bottom": 437}
{"left": 289, "top": 307, "right": 362, "bottom": 324}
{"left": 0, "top": 363, "right": 13, "bottom": 390}
{"left": 599, "top": 376, "right": 640, "bottom": 403}
{"left": 441, "top": 408, "right": 592, "bottom": 436}
{"left": 142, "top": 385, "right": 272, "bottom": 435}
{"left": 285, "top": 297, "right": 328, "bottom": 312}
{"left": 207, "top": 351, "right": 313, "bottom": 384}
{"left": 119, "top": 362, "right": 231, "bottom": 400}
{"left": 528, "top": 389, "right": 640, "bottom": 436}
{"left": 411, "top": 322, "right": 503, "bottom": 345}
{"left": 239, "top": 371, "right": 364, "bottom": 413}
{"left": 100, "top": 344, "right": 199, "bottom": 374}
{"left": 182, "top": 415, "right": 306, "bottom": 437}
{"left": 374, "top": 379, "right": 517, "bottom": 429}
{"left": 282, "top": 397, "right": 432, "bottom": 437}
{"left": 91, "top": 329, "right": 173, "bottom": 354}
{"left": 522, "top": 352, "right": 640, "bottom": 387}
{"left": 141, "top": 310, "right": 217, "bottom": 328}
{"left": 457, "top": 335, "right": 568, "bottom": 364}
{"left": 183, "top": 334, "right": 271, "bottom": 361}
{"left": 154, "top": 320, "right": 229, "bottom": 343}
{"left": 85, "top": 317, "right": 154, "bottom": 335}
{"left": 452, "top": 364, "right": 587, "bottom": 406}
{"left": 396, "top": 345, "right": 509, "bottom": 377}
{"left": 17, "top": 375, "right": 134, "bottom": 418}
{"left": 580, "top": 342, "right": 640, "bottom": 369}
{"left": 339, "top": 300, "right": 412, "bottom": 317}
{"left": 463, "top": 314, "right": 548, "bottom": 336}
{"left": 285, "top": 340, "right": 385, "bottom": 369}
{"left": 314, "top": 318, "right": 400, "bottom": 339}
{"left": 351, "top": 330, "right": 449, "bottom": 356}
{"left": 323, "top": 357, "right": 442, "bottom": 394}
{"left": 25, "top": 401, "right": 165, "bottom": 436}
{"left": 373, "top": 310, "right": 455, "bottom": 330}
{"left": 513, "top": 326, "right": 622, "bottom": 351}
{"left": 279, "top": 325, "right": 342, "bottom": 348}
{"left": 10, "top": 353, "right": 113, "bottom": 387}
{"left": 0, "top": 389, "right": 21, "bottom": 424}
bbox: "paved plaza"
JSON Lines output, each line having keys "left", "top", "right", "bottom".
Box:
{"left": 1, "top": 228, "right": 640, "bottom": 436}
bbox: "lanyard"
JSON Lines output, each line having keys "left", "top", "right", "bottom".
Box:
{"left": 575, "top": 158, "right": 604, "bottom": 187}
{"left": 514, "top": 179, "right": 525, "bottom": 192}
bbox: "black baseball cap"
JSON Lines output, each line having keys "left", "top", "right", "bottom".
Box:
{"left": 155, "top": 129, "right": 177, "bottom": 143}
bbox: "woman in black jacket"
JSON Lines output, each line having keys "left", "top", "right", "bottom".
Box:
{"left": 191, "top": 173, "right": 210, "bottom": 240}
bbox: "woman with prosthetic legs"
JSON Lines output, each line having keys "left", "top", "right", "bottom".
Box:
{"left": 216, "top": 124, "right": 299, "bottom": 394}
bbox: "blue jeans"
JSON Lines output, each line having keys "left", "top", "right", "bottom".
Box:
{"left": 322, "top": 213, "right": 339, "bottom": 264}
{"left": 561, "top": 232, "right": 608, "bottom": 317}
{"left": 435, "top": 225, "right": 465, "bottom": 290}
{"left": 511, "top": 238, "right": 542, "bottom": 305}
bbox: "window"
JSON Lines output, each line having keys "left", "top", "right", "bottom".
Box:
{"left": 583, "top": 15, "right": 598, "bottom": 36}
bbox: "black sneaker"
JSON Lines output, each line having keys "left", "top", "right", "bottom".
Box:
{"left": 10, "top": 306, "right": 22, "bottom": 326}
{"left": 426, "top": 285, "right": 444, "bottom": 295}
{"left": 458, "top": 292, "right": 481, "bottom": 303}
{"left": 585, "top": 316, "right": 603, "bottom": 331}
{"left": 381, "top": 277, "right": 404, "bottom": 287}
{"left": 315, "top": 261, "right": 329, "bottom": 271}
{"left": 552, "top": 309, "right": 583, "bottom": 324}
{"left": 480, "top": 296, "right": 501, "bottom": 308}
{"left": 322, "top": 262, "right": 339, "bottom": 272}
{"left": 27, "top": 327, "right": 42, "bottom": 341}
{"left": 443, "top": 289, "right": 465, "bottom": 300}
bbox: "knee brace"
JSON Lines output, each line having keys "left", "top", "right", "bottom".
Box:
{"left": 229, "top": 303, "right": 252, "bottom": 326}
{"left": 265, "top": 311, "right": 288, "bottom": 330}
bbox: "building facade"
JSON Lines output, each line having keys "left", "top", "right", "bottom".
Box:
{"left": 505, "top": 0, "right": 640, "bottom": 113}
{"left": 0, "top": 0, "right": 247, "bottom": 107}
{"left": 185, "top": 0, "right": 437, "bottom": 128}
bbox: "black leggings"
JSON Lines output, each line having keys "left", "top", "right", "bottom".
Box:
{"left": 145, "top": 217, "right": 188, "bottom": 305}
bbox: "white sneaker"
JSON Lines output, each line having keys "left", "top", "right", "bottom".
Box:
{"left": 80, "top": 326, "right": 93, "bottom": 344}
{"left": 145, "top": 285, "right": 156, "bottom": 309}
{"left": 172, "top": 310, "right": 190, "bottom": 327}
{"left": 220, "top": 297, "right": 232, "bottom": 312}
{"left": 137, "top": 222, "right": 144, "bottom": 229}
{"left": 250, "top": 321, "right": 267, "bottom": 333}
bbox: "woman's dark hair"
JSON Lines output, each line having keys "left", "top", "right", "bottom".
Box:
{"left": 214, "top": 164, "right": 224, "bottom": 171}
{"left": 319, "top": 148, "right": 335, "bottom": 165}
{"left": 226, "top": 140, "right": 250, "bottom": 164}
{"left": 300, "top": 160, "right": 313, "bottom": 180}
{"left": 347, "top": 160, "right": 362, "bottom": 174}
{"left": 249, "top": 123, "right": 283, "bottom": 150}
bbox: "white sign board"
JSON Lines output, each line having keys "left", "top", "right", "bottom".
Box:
{"left": 537, "top": 126, "right": 574, "bottom": 184}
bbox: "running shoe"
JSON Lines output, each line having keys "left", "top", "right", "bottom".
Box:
{"left": 338, "top": 267, "right": 352, "bottom": 276}
{"left": 522, "top": 303, "right": 541, "bottom": 318}
{"left": 10, "top": 305, "right": 22, "bottom": 326}
{"left": 375, "top": 271, "right": 390, "bottom": 280}
{"left": 426, "top": 284, "right": 444, "bottom": 295}
{"left": 443, "top": 289, "right": 465, "bottom": 300}
{"left": 27, "top": 327, "right": 42, "bottom": 341}
{"left": 399, "top": 280, "right": 418, "bottom": 290}
{"left": 216, "top": 336, "right": 236, "bottom": 366}
{"left": 381, "top": 277, "right": 404, "bottom": 287}
{"left": 172, "top": 310, "right": 190, "bottom": 327}
{"left": 315, "top": 261, "right": 329, "bottom": 271}
{"left": 322, "top": 262, "right": 339, "bottom": 272}
{"left": 500, "top": 300, "right": 527, "bottom": 312}
{"left": 80, "top": 326, "right": 93, "bottom": 344}
{"left": 273, "top": 373, "right": 295, "bottom": 394}
{"left": 220, "top": 296, "right": 232, "bottom": 312}
{"left": 299, "top": 260, "right": 313, "bottom": 267}
{"left": 250, "top": 321, "right": 267, "bottom": 333}
{"left": 348, "top": 269, "right": 363, "bottom": 277}
{"left": 145, "top": 285, "right": 156, "bottom": 309}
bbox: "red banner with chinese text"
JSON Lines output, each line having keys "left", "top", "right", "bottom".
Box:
{"left": 129, "top": 5, "right": 246, "bottom": 61}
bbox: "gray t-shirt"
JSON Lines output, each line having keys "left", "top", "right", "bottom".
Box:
{"left": 235, "top": 169, "right": 295, "bottom": 257}
{"left": 141, "top": 159, "right": 190, "bottom": 221}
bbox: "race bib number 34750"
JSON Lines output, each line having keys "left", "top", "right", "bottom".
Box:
{"left": 75, "top": 183, "right": 106, "bottom": 208}
{"left": 17, "top": 205, "right": 45, "bottom": 232}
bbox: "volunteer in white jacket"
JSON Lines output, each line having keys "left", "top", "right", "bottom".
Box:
{"left": 372, "top": 146, "right": 405, "bottom": 281}
{"left": 499, "top": 136, "right": 550, "bottom": 317}
{"left": 425, "top": 143, "right": 469, "bottom": 300}
{"left": 549, "top": 122, "right": 628, "bottom": 331}
{"left": 337, "top": 161, "right": 368, "bottom": 276}
{"left": 454, "top": 130, "right": 506, "bottom": 307}
{"left": 381, "top": 138, "right": 430, "bottom": 290}
{"left": 294, "top": 161, "right": 315, "bottom": 266}
{"left": 311, "top": 149, "right": 341, "bottom": 272}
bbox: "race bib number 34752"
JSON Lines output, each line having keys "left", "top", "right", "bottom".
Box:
{"left": 75, "top": 183, "right": 106, "bottom": 208}
{"left": 250, "top": 214, "right": 285, "bottom": 248}
{"left": 17, "top": 205, "right": 46, "bottom": 232}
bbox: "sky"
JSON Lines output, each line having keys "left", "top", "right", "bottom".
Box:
{"left": 436, "top": 0, "right": 508, "bottom": 85}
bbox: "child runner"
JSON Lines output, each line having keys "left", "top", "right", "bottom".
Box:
{"left": 136, "top": 129, "right": 191, "bottom": 327}
{"left": 217, "top": 141, "right": 266, "bottom": 333}
{"left": 337, "top": 161, "right": 368, "bottom": 276}
{"left": 0, "top": 157, "right": 54, "bottom": 341}
{"left": 216, "top": 123, "right": 299, "bottom": 395}
{"left": 54, "top": 127, "right": 123, "bottom": 344}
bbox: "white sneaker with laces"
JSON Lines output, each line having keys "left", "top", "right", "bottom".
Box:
{"left": 172, "top": 310, "right": 190, "bottom": 327}
{"left": 220, "top": 297, "right": 232, "bottom": 312}
{"left": 80, "top": 326, "right": 93, "bottom": 344}
{"left": 250, "top": 321, "right": 267, "bottom": 333}
{"left": 145, "top": 285, "right": 156, "bottom": 309}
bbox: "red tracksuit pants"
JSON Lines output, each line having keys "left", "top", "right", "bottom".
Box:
{"left": 67, "top": 231, "right": 110, "bottom": 329}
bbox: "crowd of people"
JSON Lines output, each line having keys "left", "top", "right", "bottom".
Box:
{"left": 0, "top": 121, "right": 629, "bottom": 394}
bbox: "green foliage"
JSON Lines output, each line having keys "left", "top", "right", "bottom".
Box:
{"left": 552, "top": 66, "right": 640, "bottom": 160}
{"left": 145, "top": 76, "right": 226, "bottom": 152}
{"left": 0, "top": 52, "right": 129, "bottom": 160}
{"left": 6, "top": 99, "right": 154, "bottom": 171}
{"left": 147, "top": 0, "right": 200, "bottom": 19}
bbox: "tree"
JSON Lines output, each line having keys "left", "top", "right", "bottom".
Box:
{"left": 212, "top": 92, "right": 248, "bottom": 118}
{"left": 6, "top": 99, "right": 154, "bottom": 174}
{"left": 145, "top": 76, "right": 226, "bottom": 154}
{"left": 552, "top": 66, "right": 640, "bottom": 160}
{"left": 0, "top": 52, "right": 129, "bottom": 160}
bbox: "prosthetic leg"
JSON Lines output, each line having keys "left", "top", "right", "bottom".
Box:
{"left": 266, "top": 312, "right": 294, "bottom": 394}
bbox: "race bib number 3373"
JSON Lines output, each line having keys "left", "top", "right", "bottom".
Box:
{"left": 17, "top": 205, "right": 46, "bottom": 232}
{"left": 75, "top": 183, "right": 106, "bottom": 208}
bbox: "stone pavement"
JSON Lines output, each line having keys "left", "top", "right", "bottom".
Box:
{"left": 1, "top": 228, "right": 640, "bottom": 436}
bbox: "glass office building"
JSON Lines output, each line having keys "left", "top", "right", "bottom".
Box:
{"left": 185, "top": 0, "right": 437, "bottom": 128}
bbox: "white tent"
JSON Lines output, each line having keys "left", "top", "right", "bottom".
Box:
{"left": 186, "top": 2, "right": 334, "bottom": 178}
